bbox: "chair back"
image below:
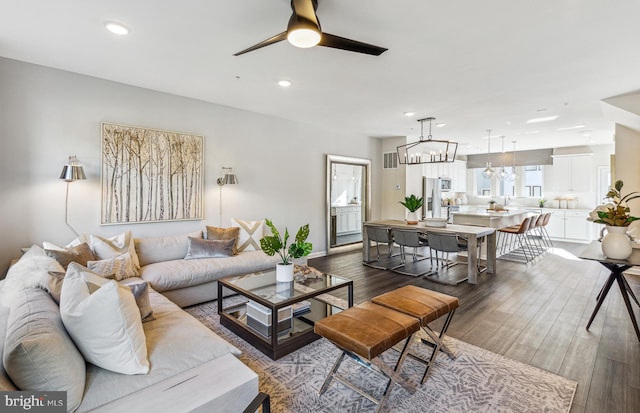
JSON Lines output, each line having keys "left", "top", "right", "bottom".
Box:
{"left": 426, "top": 232, "right": 459, "bottom": 253}
{"left": 542, "top": 212, "right": 551, "bottom": 226}
{"left": 514, "top": 216, "right": 532, "bottom": 234}
{"left": 366, "top": 226, "right": 390, "bottom": 244}
{"left": 535, "top": 214, "right": 545, "bottom": 227}
{"left": 393, "top": 230, "right": 423, "bottom": 248}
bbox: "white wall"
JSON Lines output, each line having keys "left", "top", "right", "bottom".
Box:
{"left": 380, "top": 137, "right": 406, "bottom": 219}
{"left": 0, "top": 57, "right": 382, "bottom": 276}
{"left": 615, "top": 125, "right": 640, "bottom": 217}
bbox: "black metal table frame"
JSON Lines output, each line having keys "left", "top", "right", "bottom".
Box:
{"left": 218, "top": 274, "right": 354, "bottom": 360}
{"left": 586, "top": 261, "right": 640, "bottom": 342}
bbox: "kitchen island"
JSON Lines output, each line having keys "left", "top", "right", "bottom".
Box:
{"left": 451, "top": 210, "right": 530, "bottom": 229}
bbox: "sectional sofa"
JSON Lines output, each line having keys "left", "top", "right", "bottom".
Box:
{"left": 0, "top": 229, "right": 279, "bottom": 412}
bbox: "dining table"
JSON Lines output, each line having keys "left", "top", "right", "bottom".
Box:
{"left": 363, "top": 219, "right": 496, "bottom": 284}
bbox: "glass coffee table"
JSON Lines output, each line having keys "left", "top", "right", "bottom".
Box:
{"left": 218, "top": 269, "right": 353, "bottom": 360}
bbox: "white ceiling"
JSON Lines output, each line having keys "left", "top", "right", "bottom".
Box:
{"left": 2, "top": 0, "right": 640, "bottom": 154}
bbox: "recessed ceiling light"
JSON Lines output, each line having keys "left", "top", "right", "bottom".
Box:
{"left": 105, "top": 21, "right": 129, "bottom": 35}
{"left": 278, "top": 80, "right": 291, "bottom": 87}
{"left": 435, "top": 123, "right": 446, "bottom": 128}
{"left": 556, "top": 124, "right": 586, "bottom": 131}
{"left": 403, "top": 112, "right": 415, "bottom": 117}
{"left": 526, "top": 115, "right": 558, "bottom": 124}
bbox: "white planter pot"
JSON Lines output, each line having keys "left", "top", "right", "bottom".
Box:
{"left": 601, "top": 225, "right": 632, "bottom": 260}
{"left": 406, "top": 211, "right": 419, "bottom": 225}
{"left": 276, "top": 263, "right": 294, "bottom": 282}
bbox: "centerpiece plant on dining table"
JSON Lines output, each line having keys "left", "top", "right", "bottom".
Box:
{"left": 590, "top": 180, "right": 640, "bottom": 259}
{"left": 400, "top": 194, "right": 424, "bottom": 225}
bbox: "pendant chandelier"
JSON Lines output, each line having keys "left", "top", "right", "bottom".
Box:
{"left": 481, "top": 129, "right": 494, "bottom": 179}
{"left": 397, "top": 117, "right": 458, "bottom": 165}
{"left": 497, "top": 135, "right": 508, "bottom": 181}
{"left": 510, "top": 140, "right": 517, "bottom": 181}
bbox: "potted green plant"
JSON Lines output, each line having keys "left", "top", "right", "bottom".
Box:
{"left": 538, "top": 198, "right": 547, "bottom": 208}
{"left": 589, "top": 180, "right": 640, "bottom": 259}
{"left": 399, "top": 194, "right": 424, "bottom": 225}
{"left": 260, "top": 219, "right": 313, "bottom": 282}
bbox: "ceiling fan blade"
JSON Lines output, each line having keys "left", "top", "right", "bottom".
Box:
{"left": 318, "top": 33, "right": 387, "bottom": 56}
{"left": 291, "top": 0, "right": 320, "bottom": 27}
{"left": 233, "top": 32, "right": 287, "bottom": 56}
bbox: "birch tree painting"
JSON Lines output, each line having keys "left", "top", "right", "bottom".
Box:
{"left": 101, "top": 122, "right": 203, "bottom": 224}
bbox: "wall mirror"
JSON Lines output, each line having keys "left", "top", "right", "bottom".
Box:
{"left": 326, "top": 155, "right": 371, "bottom": 255}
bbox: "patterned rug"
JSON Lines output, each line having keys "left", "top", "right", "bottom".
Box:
{"left": 186, "top": 301, "right": 577, "bottom": 413}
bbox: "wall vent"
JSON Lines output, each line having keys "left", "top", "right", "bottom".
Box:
{"left": 383, "top": 152, "right": 398, "bottom": 169}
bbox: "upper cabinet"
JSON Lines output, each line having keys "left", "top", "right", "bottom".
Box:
{"left": 422, "top": 160, "right": 467, "bottom": 192}
{"left": 551, "top": 155, "right": 592, "bottom": 192}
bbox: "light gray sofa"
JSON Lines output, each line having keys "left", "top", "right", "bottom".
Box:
{"left": 0, "top": 230, "right": 280, "bottom": 412}
{"left": 134, "top": 231, "right": 279, "bottom": 307}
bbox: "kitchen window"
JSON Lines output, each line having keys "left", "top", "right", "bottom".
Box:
{"left": 474, "top": 165, "right": 544, "bottom": 197}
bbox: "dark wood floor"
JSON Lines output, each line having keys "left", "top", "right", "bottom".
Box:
{"left": 308, "top": 241, "right": 640, "bottom": 413}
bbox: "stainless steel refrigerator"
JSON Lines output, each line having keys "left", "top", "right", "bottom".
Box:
{"left": 421, "top": 177, "right": 442, "bottom": 220}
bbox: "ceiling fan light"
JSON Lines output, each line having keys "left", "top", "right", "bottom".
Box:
{"left": 287, "top": 28, "right": 321, "bottom": 48}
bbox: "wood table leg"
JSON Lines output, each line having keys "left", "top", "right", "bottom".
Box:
{"left": 486, "top": 231, "right": 496, "bottom": 274}
{"left": 467, "top": 235, "right": 478, "bottom": 284}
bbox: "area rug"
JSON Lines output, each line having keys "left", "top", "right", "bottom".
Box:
{"left": 186, "top": 301, "right": 577, "bottom": 413}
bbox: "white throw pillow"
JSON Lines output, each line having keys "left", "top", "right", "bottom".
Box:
{"left": 42, "top": 234, "right": 88, "bottom": 251}
{"left": 87, "top": 252, "right": 139, "bottom": 281}
{"left": 230, "top": 218, "right": 265, "bottom": 252}
{"left": 89, "top": 231, "right": 140, "bottom": 269}
{"left": 60, "top": 263, "right": 149, "bottom": 375}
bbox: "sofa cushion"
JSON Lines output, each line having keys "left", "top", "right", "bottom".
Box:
{"left": 89, "top": 231, "right": 140, "bottom": 269}
{"left": 139, "top": 250, "right": 279, "bottom": 292}
{"left": 0, "top": 254, "right": 64, "bottom": 307}
{"left": 87, "top": 251, "right": 139, "bottom": 280}
{"left": 230, "top": 219, "right": 264, "bottom": 252}
{"left": 128, "top": 282, "right": 155, "bottom": 322}
{"left": 0, "top": 305, "right": 18, "bottom": 392}
{"left": 185, "top": 237, "right": 236, "bottom": 260}
{"left": 206, "top": 226, "right": 240, "bottom": 254}
{"left": 2, "top": 288, "right": 86, "bottom": 411}
{"left": 135, "top": 231, "right": 202, "bottom": 266}
{"left": 60, "top": 263, "right": 149, "bottom": 375}
{"left": 75, "top": 286, "right": 240, "bottom": 413}
{"left": 45, "top": 242, "right": 95, "bottom": 268}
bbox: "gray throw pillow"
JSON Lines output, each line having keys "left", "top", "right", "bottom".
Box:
{"left": 45, "top": 242, "right": 95, "bottom": 268}
{"left": 3, "top": 288, "right": 86, "bottom": 412}
{"left": 184, "top": 237, "right": 236, "bottom": 259}
{"left": 128, "top": 282, "right": 155, "bottom": 322}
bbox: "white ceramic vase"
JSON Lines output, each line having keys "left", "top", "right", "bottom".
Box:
{"left": 601, "top": 225, "right": 632, "bottom": 260}
{"left": 276, "top": 263, "right": 294, "bottom": 282}
{"left": 406, "top": 211, "right": 419, "bottom": 225}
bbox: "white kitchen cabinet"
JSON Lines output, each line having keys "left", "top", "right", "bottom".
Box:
{"left": 422, "top": 160, "right": 466, "bottom": 192}
{"left": 335, "top": 206, "right": 362, "bottom": 235}
{"left": 552, "top": 155, "right": 592, "bottom": 192}
{"left": 544, "top": 209, "right": 592, "bottom": 241}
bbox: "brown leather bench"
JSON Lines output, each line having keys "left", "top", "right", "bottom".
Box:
{"left": 314, "top": 301, "right": 420, "bottom": 413}
{"left": 371, "top": 285, "right": 459, "bottom": 383}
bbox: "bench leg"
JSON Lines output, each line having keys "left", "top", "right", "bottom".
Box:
{"left": 319, "top": 351, "right": 345, "bottom": 395}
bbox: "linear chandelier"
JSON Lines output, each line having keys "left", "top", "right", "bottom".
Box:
{"left": 397, "top": 117, "right": 458, "bottom": 165}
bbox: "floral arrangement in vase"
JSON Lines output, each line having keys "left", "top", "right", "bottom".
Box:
{"left": 589, "top": 180, "right": 639, "bottom": 226}
{"left": 589, "top": 180, "right": 639, "bottom": 260}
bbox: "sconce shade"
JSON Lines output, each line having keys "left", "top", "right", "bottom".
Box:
{"left": 59, "top": 156, "right": 86, "bottom": 182}
{"left": 222, "top": 173, "right": 238, "bottom": 185}
{"left": 217, "top": 166, "right": 238, "bottom": 185}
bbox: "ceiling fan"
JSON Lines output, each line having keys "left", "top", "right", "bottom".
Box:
{"left": 234, "top": 0, "right": 387, "bottom": 56}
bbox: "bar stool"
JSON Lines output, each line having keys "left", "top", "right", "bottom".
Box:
{"left": 498, "top": 216, "right": 534, "bottom": 262}
{"left": 372, "top": 285, "right": 459, "bottom": 383}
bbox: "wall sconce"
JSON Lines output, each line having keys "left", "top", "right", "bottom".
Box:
{"left": 217, "top": 167, "right": 238, "bottom": 186}
{"left": 59, "top": 155, "right": 86, "bottom": 236}
{"left": 217, "top": 166, "right": 238, "bottom": 226}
